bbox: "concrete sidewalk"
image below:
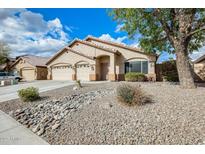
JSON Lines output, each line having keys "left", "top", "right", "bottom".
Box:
{"left": 0, "top": 110, "right": 49, "bottom": 145}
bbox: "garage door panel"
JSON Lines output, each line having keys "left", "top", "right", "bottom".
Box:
{"left": 76, "top": 64, "right": 90, "bottom": 81}
{"left": 22, "top": 68, "right": 35, "bottom": 81}
{"left": 52, "top": 66, "right": 72, "bottom": 80}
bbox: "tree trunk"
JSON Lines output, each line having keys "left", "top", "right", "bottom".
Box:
{"left": 175, "top": 41, "right": 196, "bottom": 89}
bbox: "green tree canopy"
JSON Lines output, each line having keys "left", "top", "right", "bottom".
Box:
{"left": 110, "top": 9, "right": 205, "bottom": 88}
{"left": 110, "top": 9, "right": 205, "bottom": 55}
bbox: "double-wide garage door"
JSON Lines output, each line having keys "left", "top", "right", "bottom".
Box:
{"left": 51, "top": 64, "right": 90, "bottom": 81}
{"left": 52, "top": 66, "right": 72, "bottom": 80}
{"left": 22, "top": 68, "right": 35, "bottom": 81}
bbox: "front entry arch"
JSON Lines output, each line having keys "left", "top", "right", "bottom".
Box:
{"left": 96, "top": 55, "right": 110, "bottom": 81}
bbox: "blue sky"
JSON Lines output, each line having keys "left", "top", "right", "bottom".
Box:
{"left": 29, "top": 8, "right": 127, "bottom": 39}
{"left": 1, "top": 8, "right": 202, "bottom": 63}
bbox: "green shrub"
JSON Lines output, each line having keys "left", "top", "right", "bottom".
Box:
{"left": 163, "top": 73, "right": 179, "bottom": 82}
{"left": 116, "top": 84, "right": 145, "bottom": 106}
{"left": 18, "top": 87, "right": 40, "bottom": 102}
{"left": 76, "top": 80, "right": 82, "bottom": 88}
{"left": 125, "top": 72, "right": 146, "bottom": 82}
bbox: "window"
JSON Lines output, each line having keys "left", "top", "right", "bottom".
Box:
{"left": 125, "top": 60, "right": 148, "bottom": 74}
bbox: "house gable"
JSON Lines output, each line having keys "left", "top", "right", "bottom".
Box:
{"left": 10, "top": 58, "right": 35, "bottom": 70}
{"left": 47, "top": 47, "right": 95, "bottom": 67}
{"left": 85, "top": 36, "right": 157, "bottom": 61}
{"left": 69, "top": 40, "right": 118, "bottom": 58}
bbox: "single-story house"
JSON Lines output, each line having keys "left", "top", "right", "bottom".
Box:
{"left": 193, "top": 54, "right": 205, "bottom": 81}
{"left": 10, "top": 55, "right": 49, "bottom": 81}
{"left": 46, "top": 35, "right": 157, "bottom": 81}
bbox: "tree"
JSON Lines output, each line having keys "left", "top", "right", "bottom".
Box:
{"left": 110, "top": 9, "right": 205, "bottom": 89}
{"left": 0, "top": 41, "right": 10, "bottom": 65}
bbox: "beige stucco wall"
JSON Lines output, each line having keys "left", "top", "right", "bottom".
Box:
{"left": 96, "top": 56, "right": 110, "bottom": 80}
{"left": 48, "top": 40, "right": 157, "bottom": 81}
{"left": 70, "top": 42, "right": 156, "bottom": 75}
{"left": 87, "top": 40, "right": 156, "bottom": 76}
{"left": 12, "top": 59, "right": 34, "bottom": 71}
{"left": 71, "top": 42, "right": 114, "bottom": 58}
{"left": 47, "top": 49, "right": 96, "bottom": 80}
{"left": 11, "top": 59, "right": 48, "bottom": 80}
{"left": 48, "top": 50, "right": 95, "bottom": 67}
{"left": 71, "top": 42, "right": 116, "bottom": 77}
{"left": 11, "top": 58, "right": 36, "bottom": 78}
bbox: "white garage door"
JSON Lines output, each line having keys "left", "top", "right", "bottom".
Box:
{"left": 52, "top": 65, "right": 72, "bottom": 80}
{"left": 76, "top": 64, "right": 90, "bottom": 81}
{"left": 22, "top": 68, "right": 35, "bottom": 81}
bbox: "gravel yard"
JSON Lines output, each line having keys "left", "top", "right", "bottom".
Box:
{"left": 0, "top": 82, "right": 205, "bottom": 145}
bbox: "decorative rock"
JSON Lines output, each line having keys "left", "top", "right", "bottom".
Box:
{"left": 40, "top": 116, "right": 49, "bottom": 123}
{"left": 37, "top": 127, "right": 45, "bottom": 136}
{"left": 32, "top": 124, "right": 40, "bottom": 133}
{"left": 10, "top": 88, "right": 114, "bottom": 138}
{"left": 38, "top": 104, "right": 44, "bottom": 109}
{"left": 63, "top": 110, "right": 69, "bottom": 116}
{"left": 54, "top": 115, "right": 59, "bottom": 120}
{"left": 52, "top": 123, "right": 61, "bottom": 130}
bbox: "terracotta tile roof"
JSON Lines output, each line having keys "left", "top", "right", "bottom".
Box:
{"left": 85, "top": 35, "right": 157, "bottom": 57}
{"left": 23, "top": 55, "right": 49, "bottom": 67}
{"left": 11, "top": 55, "right": 49, "bottom": 68}
{"left": 69, "top": 39, "right": 121, "bottom": 55}
{"left": 65, "top": 47, "right": 95, "bottom": 60}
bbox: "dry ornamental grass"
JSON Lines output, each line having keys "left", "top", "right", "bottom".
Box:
{"left": 116, "top": 83, "right": 151, "bottom": 106}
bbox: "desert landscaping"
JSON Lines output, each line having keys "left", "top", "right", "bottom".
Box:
{"left": 1, "top": 8, "right": 205, "bottom": 145}
{"left": 0, "top": 82, "right": 204, "bottom": 145}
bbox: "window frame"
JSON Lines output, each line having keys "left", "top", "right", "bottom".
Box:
{"left": 124, "top": 60, "right": 148, "bottom": 74}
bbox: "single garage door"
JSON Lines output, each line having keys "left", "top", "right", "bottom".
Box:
{"left": 76, "top": 64, "right": 90, "bottom": 81}
{"left": 52, "top": 65, "right": 72, "bottom": 80}
{"left": 22, "top": 68, "right": 35, "bottom": 81}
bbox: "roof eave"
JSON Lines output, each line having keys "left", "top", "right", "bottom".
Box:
{"left": 85, "top": 36, "right": 157, "bottom": 57}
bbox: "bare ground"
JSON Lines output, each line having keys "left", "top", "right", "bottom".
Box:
{"left": 0, "top": 82, "right": 204, "bottom": 145}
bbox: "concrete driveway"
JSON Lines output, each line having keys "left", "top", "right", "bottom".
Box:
{"left": 0, "top": 80, "right": 75, "bottom": 103}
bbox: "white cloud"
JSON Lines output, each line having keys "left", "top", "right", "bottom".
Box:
{"left": 115, "top": 24, "right": 124, "bottom": 33}
{"left": 99, "top": 34, "right": 127, "bottom": 44}
{"left": 0, "top": 9, "right": 71, "bottom": 57}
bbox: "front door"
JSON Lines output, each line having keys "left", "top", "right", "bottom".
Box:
{"left": 100, "top": 63, "right": 109, "bottom": 80}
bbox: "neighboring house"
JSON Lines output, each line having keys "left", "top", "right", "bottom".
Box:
{"left": 46, "top": 36, "right": 157, "bottom": 81}
{"left": 193, "top": 54, "right": 205, "bottom": 81}
{"left": 10, "top": 55, "right": 49, "bottom": 81}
